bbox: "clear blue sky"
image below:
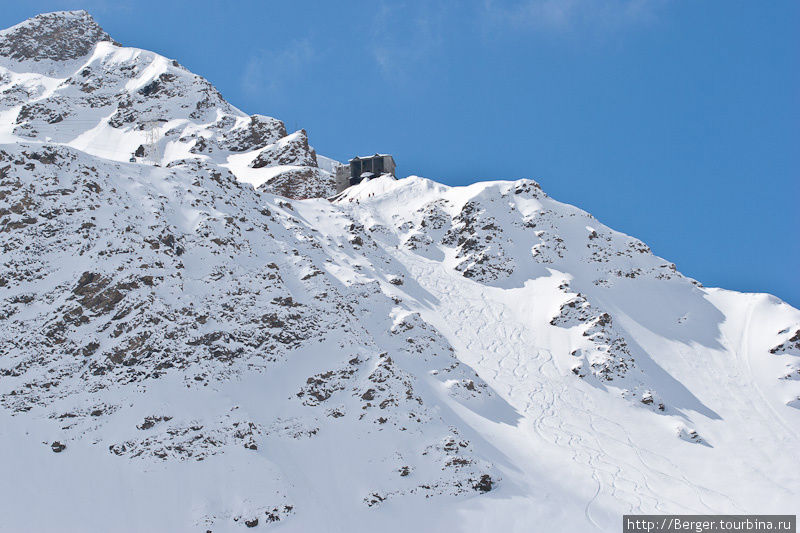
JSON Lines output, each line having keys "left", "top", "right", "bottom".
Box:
{"left": 4, "top": 1, "right": 798, "bottom": 306}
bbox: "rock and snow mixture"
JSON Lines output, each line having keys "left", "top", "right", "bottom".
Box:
{"left": 1, "top": 11, "right": 798, "bottom": 533}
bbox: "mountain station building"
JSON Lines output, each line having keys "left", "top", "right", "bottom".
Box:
{"left": 335, "top": 154, "right": 396, "bottom": 192}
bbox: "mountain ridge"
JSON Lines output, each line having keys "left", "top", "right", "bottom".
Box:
{"left": 0, "top": 10, "right": 336, "bottom": 200}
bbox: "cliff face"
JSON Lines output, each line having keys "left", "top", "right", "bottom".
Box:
{"left": 0, "top": 11, "right": 798, "bottom": 533}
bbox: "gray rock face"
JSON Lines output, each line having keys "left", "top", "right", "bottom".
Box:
{"left": 257, "top": 167, "right": 337, "bottom": 200}
{"left": 250, "top": 129, "right": 317, "bottom": 169}
{"left": 219, "top": 115, "right": 287, "bottom": 153}
{"left": 0, "top": 10, "right": 118, "bottom": 62}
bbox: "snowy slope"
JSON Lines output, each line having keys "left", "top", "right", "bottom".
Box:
{"left": 1, "top": 11, "right": 798, "bottom": 533}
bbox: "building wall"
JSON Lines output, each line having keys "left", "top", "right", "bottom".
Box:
{"left": 335, "top": 165, "right": 350, "bottom": 193}
{"left": 383, "top": 156, "right": 396, "bottom": 177}
{"left": 349, "top": 159, "right": 361, "bottom": 179}
{"left": 340, "top": 156, "right": 397, "bottom": 190}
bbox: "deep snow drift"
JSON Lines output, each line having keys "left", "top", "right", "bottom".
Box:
{"left": 0, "top": 11, "right": 798, "bottom": 533}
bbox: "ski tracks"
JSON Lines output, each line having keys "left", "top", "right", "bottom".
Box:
{"left": 400, "top": 256, "right": 696, "bottom": 524}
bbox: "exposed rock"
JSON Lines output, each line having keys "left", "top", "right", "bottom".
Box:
{"left": 257, "top": 167, "right": 336, "bottom": 200}
{"left": 0, "top": 11, "right": 118, "bottom": 62}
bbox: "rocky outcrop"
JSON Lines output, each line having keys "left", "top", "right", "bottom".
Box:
{"left": 250, "top": 129, "right": 317, "bottom": 168}
{"left": 0, "top": 10, "right": 117, "bottom": 62}
{"left": 257, "top": 167, "right": 336, "bottom": 200}
{"left": 219, "top": 114, "right": 287, "bottom": 152}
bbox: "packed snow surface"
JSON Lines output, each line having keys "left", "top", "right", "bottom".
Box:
{"left": 1, "top": 10, "right": 798, "bottom": 533}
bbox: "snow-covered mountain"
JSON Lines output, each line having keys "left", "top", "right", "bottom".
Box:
{"left": 0, "top": 11, "right": 798, "bottom": 533}
{"left": 0, "top": 10, "right": 335, "bottom": 200}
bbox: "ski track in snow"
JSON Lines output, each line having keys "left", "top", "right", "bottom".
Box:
{"left": 401, "top": 255, "right": 722, "bottom": 520}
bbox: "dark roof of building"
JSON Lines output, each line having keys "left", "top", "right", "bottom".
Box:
{"left": 349, "top": 153, "right": 394, "bottom": 162}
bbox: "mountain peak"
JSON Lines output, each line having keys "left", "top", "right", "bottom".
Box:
{"left": 0, "top": 10, "right": 117, "bottom": 62}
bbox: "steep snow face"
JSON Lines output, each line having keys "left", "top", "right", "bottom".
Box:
{"left": 329, "top": 178, "right": 800, "bottom": 520}
{"left": 1, "top": 11, "right": 799, "bottom": 533}
{"left": 0, "top": 11, "right": 334, "bottom": 199}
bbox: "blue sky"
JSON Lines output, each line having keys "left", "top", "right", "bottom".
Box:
{"left": 3, "top": 1, "right": 798, "bottom": 306}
